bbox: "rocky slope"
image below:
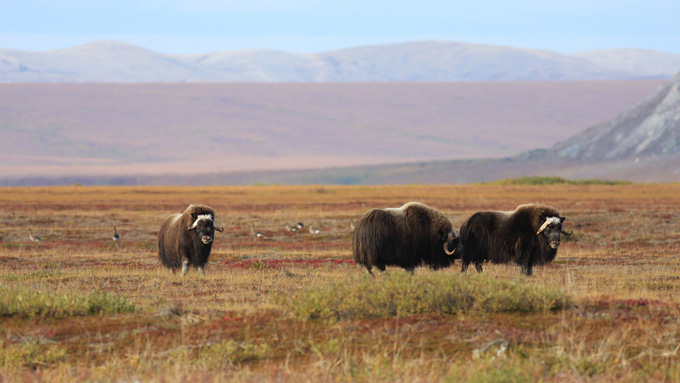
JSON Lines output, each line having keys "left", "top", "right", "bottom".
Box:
{"left": 552, "top": 71, "right": 680, "bottom": 161}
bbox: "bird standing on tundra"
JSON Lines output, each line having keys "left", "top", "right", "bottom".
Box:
{"left": 28, "top": 228, "right": 42, "bottom": 242}
{"left": 251, "top": 223, "right": 265, "bottom": 238}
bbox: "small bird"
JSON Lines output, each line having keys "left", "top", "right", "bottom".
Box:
{"left": 28, "top": 228, "right": 42, "bottom": 242}
{"left": 251, "top": 223, "right": 265, "bottom": 238}
{"left": 285, "top": 224, "right": 298, "bottom": 232}
{"left": 309, "top": 225, "right": 321, "bottom": 235}
{"left": 112, "top": 226, "right": 120, "bottom": 241}
{"left": 296, "top": 222, "right": 304, "bottom": 229}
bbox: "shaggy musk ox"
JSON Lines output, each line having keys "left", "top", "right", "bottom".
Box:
{"left": 352, "top": 202, "right": 461, "bottom": 274}
{"left": 459, "top": 204, "right": 572, "bottom": 276}
{"left": 158, "top": 204, "right": 224, "bottom": 276}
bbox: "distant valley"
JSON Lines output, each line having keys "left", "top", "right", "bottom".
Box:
{"left": 0, "top": 80, "right": 668, "bottom": 185}
{"left": 1, "top": 39, "right": 678, "bottom": 186}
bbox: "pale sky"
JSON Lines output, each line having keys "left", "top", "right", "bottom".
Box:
{"left": 1, "top": 0, "right": 678, "bottom": 54}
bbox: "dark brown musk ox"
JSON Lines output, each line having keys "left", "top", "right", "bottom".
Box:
{"left": 459, "top": 204, "right": 573, "bottom": 276}
{"left": 158, "top": 204, "right": 224, "bottom": 276}
{"left": 352, "top": 202, "right": 462, "bottom": 275}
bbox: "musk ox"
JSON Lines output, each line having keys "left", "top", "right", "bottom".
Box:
{"left": 158, "top": 204, "right": 224, "bottom": 276}
{"left": 352, "top": 202, "right": 461, "bottom": 274}
{"left": 459, "top": 204, "right": 572, "bottom": 276}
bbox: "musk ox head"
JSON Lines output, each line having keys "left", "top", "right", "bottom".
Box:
{"left": 187, "top": 212, "right": 224, "bottom": 245}
{"left": 442, "top": 227, "right": 462, "bottom": 257}
{"left": 536, "top": 215, "right": 572, "bottom": 249}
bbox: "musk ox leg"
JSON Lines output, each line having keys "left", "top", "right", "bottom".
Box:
{"left": 520, "top": 264, "right": 533, "bottom": 276}
{"left": 181, "top": 261, "right": 190, "bottom": 276}
{"left": 474, "top": 262, "right": 483, "bottom": 273}
{"left": 200, "top": 265, "right": 206, "bottom": 276}
{"left": 364, "top": 265, "right": 376, "bottom": 277}
{"left": 461, "top": 260, "right": 470, "bottom": 273}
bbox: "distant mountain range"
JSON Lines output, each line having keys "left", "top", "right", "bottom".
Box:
{"left": 1, "top": 40, "right": 679, "bottom": 83}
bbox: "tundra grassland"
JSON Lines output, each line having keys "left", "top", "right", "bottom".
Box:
{"left": 1, "top": 184, "right": 679, "bottom": 382}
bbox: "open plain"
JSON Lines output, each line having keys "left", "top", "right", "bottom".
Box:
{"left": 0, "top": 80, "right": 666, "bottom": 180}
{"left": 1, "top": 183, "right": 680, "bottom": 382}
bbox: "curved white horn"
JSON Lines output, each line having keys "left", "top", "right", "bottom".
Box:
{"left": 443, "top": 241, "right": 456, "bottom": 255}
{"left": 187, "top": 214, "right": 213, "bottom": 231}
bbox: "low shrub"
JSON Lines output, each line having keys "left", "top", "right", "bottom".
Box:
{"left": 0, "top": 286, "right": 135, "bottom": 319}
{"left": 279, "top": 272, "right": 567, "bottom": 321}
{"left": 198, "top": 340, "right": 272, "bottom": 368}
{"left": 0, "top": 339, "right": 68, "bottom": 369}
{"left": 490, "top": 176, "right": 630, "bottom": 185}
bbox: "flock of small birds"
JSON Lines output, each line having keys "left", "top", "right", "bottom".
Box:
{"left": 252, "top": 221, "right": 327, "bottom": 239}
{"left": 21, "top": 219, "right": 357, "bottom": 243}
{"left": 24, "top": 227, "right": 119, "bottom": 243}
{"left": 249, "top": 219, "right": 361, "bottom": 239}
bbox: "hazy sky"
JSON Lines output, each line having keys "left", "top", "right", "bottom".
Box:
{"left": 1, "top": 0, "right": 678, "bottom": 54}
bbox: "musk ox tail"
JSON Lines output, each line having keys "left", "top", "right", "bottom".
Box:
{"left": 352, "top": 209, "right": 402, "bottom": 273}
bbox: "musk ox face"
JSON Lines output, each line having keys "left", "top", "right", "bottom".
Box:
{"left": 188, "top": 213, "right": 222, "bottom": 245}
{"left": 536, "top": 216, "right": 568, "bottom": 250}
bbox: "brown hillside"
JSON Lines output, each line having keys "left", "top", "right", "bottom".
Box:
{"left": 0, "top": 81, "right": 665, "bottom": 180}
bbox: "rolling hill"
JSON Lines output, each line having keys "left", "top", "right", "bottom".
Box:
{"left": 230, "top": 70, "right": 680, "bottom": 185}
{"left": 0, "top": 79, "right": 671, "bottom": 185}
{"left": 1, "top": 40, "right": 678, "bottom": 83}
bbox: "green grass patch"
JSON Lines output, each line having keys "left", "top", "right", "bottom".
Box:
{"left": 0, "top": 286, "right": 135, "bottom": 319}
{"left": 278, "top": 272, "right": 568, "bottom": 321}
{"left": 489, "top": 176, "right": 631, "bottom": 185}
{"left": 197, "top": 340, "right": 272, "bottom": 368}
{"left": 0, "top": 338, "right": 68, "bottom": 369}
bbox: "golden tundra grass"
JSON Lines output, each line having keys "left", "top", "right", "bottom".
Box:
{"left": 1, "top": 184, "right": 679, "bottom": 382}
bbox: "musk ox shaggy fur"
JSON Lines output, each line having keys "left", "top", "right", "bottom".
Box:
{"left": 352, "top": 202, "right": 461, "bottom": 274}
{"left": 459, "top": 204, "right": 572, "bottom": 276}
{"left": 158, "top": 204, "right": 224, "bottom": 276}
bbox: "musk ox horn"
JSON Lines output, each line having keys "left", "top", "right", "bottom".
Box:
{"left": 536, "top": 216, "right": 561, "bottom": 235}
{"left": 561, "top": 229, "right": 573, "bottom": 236}
{"left": 214, "top": 225, "right": 224, "bottom": 232}
{"left": 187, "top": 214, "right": 214, "bottom": 231}
{"left": 443, "top": 242, "right": 456, "bottom": 256}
